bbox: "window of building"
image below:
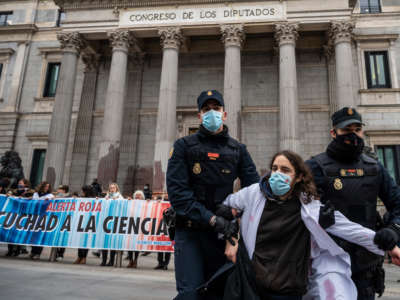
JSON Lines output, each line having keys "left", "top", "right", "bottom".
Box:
{"left": 0, "top": 11, "right": 12, "bottom": 26}
{"left": 29, "top": 149, "right": 46, "bottom": 189}
{"left": 376, "top": 145, "right": 400, "bottom": 185}
{"left": 56, "top": 10, "right": 66, "bottom": 27}
{"left": 43, "top": 62, "right": 60, "bottom": 97}
{"left": 360, "top": 0, "right": 381, "bottom": 13}
{"left": 364, "top": 51, "right": 391, "bottom": 89}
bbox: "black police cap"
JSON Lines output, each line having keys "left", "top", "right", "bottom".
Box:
{"left": 197, "top": 90, "right": 224, "bottom": 111}
{"left": 332, "top": 107, "right": 363, "bottom": 129}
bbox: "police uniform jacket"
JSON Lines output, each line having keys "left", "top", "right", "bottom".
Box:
{"left": 306, "top": 153, "right": 400, "bottom": 226}
{"left": 167, "top": 125, "right": 260, "bottom": 226}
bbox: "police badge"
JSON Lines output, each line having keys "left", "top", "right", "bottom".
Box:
{"left": 334, "top": 178, "right": 343, "bottom": 190}
{"left": 193, "top": 163, "right": 201, "bottom": 174}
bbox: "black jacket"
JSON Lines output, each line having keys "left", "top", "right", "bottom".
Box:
{"left": 198, "top": 238, "right": 260, "bottom": 300}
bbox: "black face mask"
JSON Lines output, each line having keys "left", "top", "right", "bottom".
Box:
{"left": 327, "top": 132, "right": 364, "bottom": 162}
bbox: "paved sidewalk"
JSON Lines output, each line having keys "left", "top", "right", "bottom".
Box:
{"left": 0, "top": 245, "right": 176, "bottom": 300}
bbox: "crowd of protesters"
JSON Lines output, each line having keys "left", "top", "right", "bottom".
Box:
{"left": 0, "top": 177, "right": 170, "bottom": 270}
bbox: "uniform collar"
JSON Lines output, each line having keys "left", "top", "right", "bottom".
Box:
{"left": 198, "top": 124, "right": 230, "bottom": 142}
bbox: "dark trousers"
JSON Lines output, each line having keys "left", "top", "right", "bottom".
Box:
{"left": 128, "top": 251, "right": 139, "bottom": 261}
{"left": 56, "top": 248, "right": 65, "bottom": 258}
{"left": 102, "top": 250, "right": 116, "bottom": 265}
{"left": 173, "top": 228, "right": 226, "bottom": 300}
{"left": 158, "top": 252, "right": 171, "bottom": 266}
{"left": 31, "top": 246, "right": 43, "bottom": 255}
{"left": 7, "top": 244, "right": 21, "bottom": 255}
{"left": 78, "top": 249, "right": 88, "bottom": 258}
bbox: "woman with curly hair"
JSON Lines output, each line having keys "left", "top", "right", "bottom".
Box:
{"left": 220, "top": 150, "right": 397, "bottom": 300}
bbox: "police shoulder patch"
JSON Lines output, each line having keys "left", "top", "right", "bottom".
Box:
{"left": 169, "top": 147, "right": 174, "bottom": 159}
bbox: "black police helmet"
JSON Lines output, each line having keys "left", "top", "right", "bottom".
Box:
{"left": 197, "top": 90, "right": 224, "bottom": 111}
{"left": 332, "top": 107, "right": 364, "bottom": 129}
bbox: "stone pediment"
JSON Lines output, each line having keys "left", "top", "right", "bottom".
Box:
{"left": 54, "top": 0, "right": 270, "bottom": 10}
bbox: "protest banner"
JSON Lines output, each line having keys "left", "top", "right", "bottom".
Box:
{"left": 0, "top": 195, "right": 173, "bottom": 252}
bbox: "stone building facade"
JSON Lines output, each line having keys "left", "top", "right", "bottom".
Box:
{"left": 0, "top": 0, "right": 399, "bottom": 195}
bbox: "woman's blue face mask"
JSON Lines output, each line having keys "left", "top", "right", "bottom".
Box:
{"left": 201, "top": 109, "right": 223, "bottom": 132}
{"left": 269, "top": 171, "right": 292, "bottom": 196}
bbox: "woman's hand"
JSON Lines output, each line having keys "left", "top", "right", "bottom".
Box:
{"left": 389, "top": 245, "right": 400, "bottom": 266}
{"left": 225, "top": 238, "right": 239, "bottom": 264}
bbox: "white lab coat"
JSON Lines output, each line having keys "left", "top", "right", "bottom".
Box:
{"left": 224, "top": 183, "right": 384, "bottom": 300}
{"left": 32, "top": 192, "right": 54, "bottom": 200}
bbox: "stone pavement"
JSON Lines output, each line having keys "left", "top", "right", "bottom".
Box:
{"left": 0, "top": 245, "right": 400, "bottom": 299}
{"left": 0, "top": 245, "right": 176, "bottom": 300}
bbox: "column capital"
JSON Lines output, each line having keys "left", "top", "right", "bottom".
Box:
{"left": 159, "top": 27, "right": 184, "bottom": 50}
{"left": 82, "top": 53, "right": 100, "bottom": 73}
{"left": 108, "top": 30, "right": 136, "bottom": 53}
{"left": 274, "top": 23, "right": 299, "bottom": 46}
{"left": 323, "top": 44, "right": 334, "bottom": 61}
{"left": 221, "top": 24, "right": 246, "bottom": 48}
{"left": 57, "top": 32, "right": 86, "bottom": 55}
{"left": 328, "top": 21, "right": 354, "bottom": 45}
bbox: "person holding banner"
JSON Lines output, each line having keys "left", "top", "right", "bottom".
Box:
{"left": 74, "top": 185, "right": 96, "bottom": 265}
{"left": 126, "top": 190, "right": 145, "bottom": 268}
{"left": 167, "top": 90, "right": 260, "bottom": 300}
{"left": 30, "top": 181, "right": 53, "bottom": 260}
{"left": 101, "top": 183, "right": 123, "bottom": 266}
{"left": 6, "top": 178, "right": 33, "bottom": 257}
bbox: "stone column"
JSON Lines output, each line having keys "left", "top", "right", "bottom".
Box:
{"left": 69, "top": 54, "right": 99, "bottom": 191}
{"left": 329, "top": 21, "right": 355, "bottom": 109}
{"left": 44, "top": 32, "right": 86, "bottom": 187}
{"left": 221, "top": 24, "right": 245, "bottom": 140}
{"left": 324, "top": 44, "right": 338, "bottom": 116}
{"left": 275, "top": 23, "right": 300, "bottom": 153}
{"left": 153, "top": 27, "right": 183, "bottom": 193}
{"left": 97, "top": 31, "right": 134, "bottom": 186}
{"left": 6, "top": 42, "right": 28, "bottom": 112}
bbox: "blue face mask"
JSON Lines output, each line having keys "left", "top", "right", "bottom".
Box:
{"left": 202, "top": 110, "right": 223, "bottom": 132}
{"left": 268, "top": 172, "right": 292, "bottom": 196}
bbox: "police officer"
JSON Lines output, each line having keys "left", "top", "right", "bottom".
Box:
{"left": 167, "top": 90, "right": 260, "bottom": 300}
{"left": 306, "top": 107, "right": 400, "bottom": 300}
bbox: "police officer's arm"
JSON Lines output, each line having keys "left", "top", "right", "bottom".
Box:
{"left": 377, "top": 162, "right": 400, "bottom": 225}
{"left": 238, "top": 144, "right": 260, "bottom": 187}
{"left": 166, "top": 139, "right": 214, "bottom": 226}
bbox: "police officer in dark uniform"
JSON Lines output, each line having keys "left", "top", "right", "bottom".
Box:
{"left": 167, "top": 90, "right": 260, "bottom": 300}
{"left": 306, "top": 107, "right": 400, "bottom": 300}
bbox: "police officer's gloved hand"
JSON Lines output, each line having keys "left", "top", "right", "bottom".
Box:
{"left": 374, "top": 227, "right": 399, "bottom": 251}
{"left": 215, "top": 204, "right": 235, "bottom": 221}
{"left": 214, "top": 216, "right": 239, "bottom": 246}
{"left": 319, "top": 200, "right": 335, "bottom": 229}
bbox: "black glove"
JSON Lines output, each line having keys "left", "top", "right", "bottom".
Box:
{"left": 319, "top": 200, "right": 335, "bottom": 229}
{"left": 374, "top": 228, "right": 399, "bottom": 251}
{"left": 215, "top": 204, "right": 235, "bottom": 221}
{"left": 214, "top": 216, "right": 239, "bottom": 246}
